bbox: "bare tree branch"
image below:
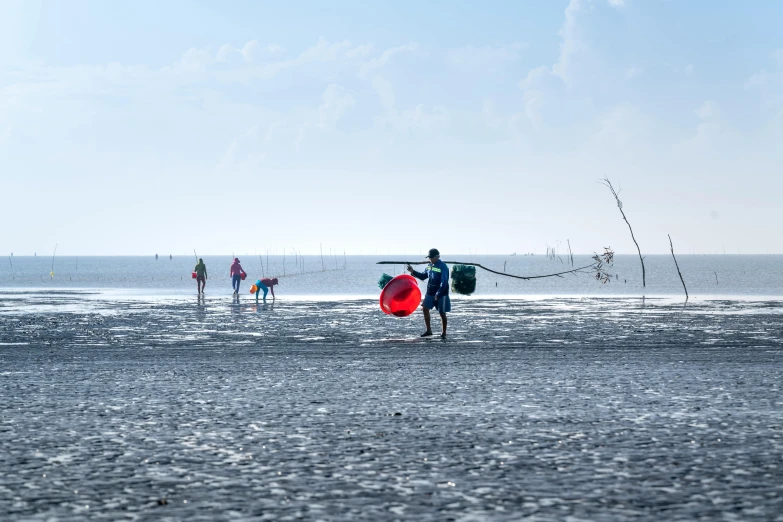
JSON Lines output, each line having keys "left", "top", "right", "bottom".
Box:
{"left": 668, "top": 234, "right": 688, "bottom": 301}
{"left": 600, "top": 177, "right": 646, "bottom": 287}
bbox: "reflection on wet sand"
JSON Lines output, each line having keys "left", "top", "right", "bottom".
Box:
{"left": 1, "top": 293, "right": 782, "bottom": 519}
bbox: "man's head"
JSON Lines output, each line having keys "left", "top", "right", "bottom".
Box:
{"left": 426, "top": 248, "right": 440, "bottom": 262}
{"left": 234, "top": 258, "right": 239, "bottom": 263}
{"left": 271, "top": 278, "right": 279, "bottom": 285}
{"left": 198, "top": 258, "right": 203, "bottom": 264}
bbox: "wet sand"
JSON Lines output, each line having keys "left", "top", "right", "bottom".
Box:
{"left": 1, "top": 292, "right": 782, "bottom": 520}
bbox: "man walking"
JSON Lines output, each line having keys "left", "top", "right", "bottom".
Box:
{"left": 194, "top": 258, "right": 208, "bottom": 294}
{"left": 407, "top": 248, "right": 450, "bottom": 338}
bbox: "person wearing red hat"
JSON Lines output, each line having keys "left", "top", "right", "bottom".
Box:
{"left": 229, "top": 258, "right": 246, "bottom": 295}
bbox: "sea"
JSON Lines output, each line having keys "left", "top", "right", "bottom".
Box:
{"left": 0, "top": 254, "right": 781, "bottom": 298}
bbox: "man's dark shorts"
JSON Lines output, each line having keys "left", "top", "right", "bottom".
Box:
{"left": 423, "top": 294, "right": 451, "bottom": 313}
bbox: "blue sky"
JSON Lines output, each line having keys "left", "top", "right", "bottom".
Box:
{"left": 1, "top": 0, "right": 782, "bottom": 255}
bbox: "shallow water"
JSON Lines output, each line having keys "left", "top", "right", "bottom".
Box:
{"left": 1, "top": 254, "right": 782, "bottom": 297}
{"left": 1, "top": 294, "right": 782, "bottom": 520}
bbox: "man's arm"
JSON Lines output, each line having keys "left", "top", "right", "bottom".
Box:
{"left": 407, "top": 264, "right": 428, "bottom": 281}
{"left": 205, "top": 267, "right": 207, "bottom": 279}
{"left": 271, "top": 285, "right": 275, "bottom": 297}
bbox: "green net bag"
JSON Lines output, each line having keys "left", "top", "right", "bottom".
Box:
{"left": 451, "top": 264, "right": 476, "bottom": 295}
{"left": 378, "top": 273, "right": 394, "bottom": 290}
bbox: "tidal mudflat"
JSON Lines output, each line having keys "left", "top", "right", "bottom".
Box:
{"left": 1, "top": 292, "right": 782, "bottom": 520}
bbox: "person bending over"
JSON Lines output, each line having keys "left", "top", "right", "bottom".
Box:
{"left": 255, "top": 277, "right": 279, "bottom": 302}
{"left": 407, "top": 248, "right": 450, "bottom": 339}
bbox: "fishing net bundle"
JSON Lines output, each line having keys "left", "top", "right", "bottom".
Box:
{"left": 451, "top": 264, "right": 476, "bottom": 295}
{"left": 378, "top": 273, "right": 394, "bottom": 290}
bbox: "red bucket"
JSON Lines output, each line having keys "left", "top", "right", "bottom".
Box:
{"left": 191, "top": 272, "right": 198, "bottom": 279}
{"left": 379, "top": 274, "right": 422, "bottom": 317}
{"left": 240, "top": 273, "right": 247, "bottom": 281}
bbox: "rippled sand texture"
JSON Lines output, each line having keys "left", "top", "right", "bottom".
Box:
{"left": 1, "top": 294, "right": 783, "bottom": 521}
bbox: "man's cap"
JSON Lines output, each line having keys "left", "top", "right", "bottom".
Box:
{"left": 427, "top": 248, "right": 440, "bottom": 258}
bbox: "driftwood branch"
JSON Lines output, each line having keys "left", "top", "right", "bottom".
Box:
{"left": 600, "top": 177, "right": 646, "bottom": 287}
{"left": 668, "top": 234, "right": 688, "bottom": 300}
{"left": 376, "top": 261, "right": 597, "bottom": 281}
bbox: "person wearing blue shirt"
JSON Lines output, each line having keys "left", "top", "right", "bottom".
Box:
{"left": 407, "top": 248, "right": 450, "bottom": 339}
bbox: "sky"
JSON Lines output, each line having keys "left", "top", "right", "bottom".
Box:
{"left": 1, "top": 0, "right": 782, "bottom": 256}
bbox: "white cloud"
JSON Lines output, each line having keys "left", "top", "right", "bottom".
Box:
{"left": 371, "top": 75, "right": 396, "bottom": 112}
{"left": 446, "top": 43, "right": 526, "bottom": 72}
{"left": 626, "top": 66, "right": 642, "bottom": 79}
{"left": 360, "top": 42, "right": 418, "bottom": 76}
{"left": 608, "top": 0, "right": 625, "bottom": 7}
{"left": 177, "top": 47, "right": 214, "bottom": 72}
{"left": 215, "top": 44, "right": 235, "bottom": 63}
{"left": 163, "top": 37, "right": 407, "bottom": 84}
{"left": 318, "top": 84, "right": 356, "bottom": 128}
{"left": 518, "top": 0, "right": 594, "bottom": 128}
{"left": 587, "top": 103, "right": 647, "bottom": 148}
{"left": 774, "top": 48, "right": 783, "bottom": 68}
{"left": 482, "top": 100, "right": 504, "bottom": 130}
{"left": 519, "top": 66, "right": 557, "bottom": 131}
{"left": 216, "top": 125, "right": 266, "bottom": 175}
{"left": 695, "top": 100, "right": 717, "bottom": 120}
{"left": 554, "top": 0, "right": 589, "bottom": 83}
{"left": 684, "top": 64, "right": 694, "bottom": 75}
{"left": 216, "top": 41, "right": 286, "bottom": 63}
{"left": 672, "top": 100, "right": 727, "bottom": 159}
{"left": 745, "top": 50, "right": 783, "bottom": 114}
{"left": 299, "top": 37, "right": 373, "bottom": 63}
{"left": 241, "top": 41, "right": 285, "bottom": 62}
{"left": 399, "top": 104, "right": 450, "bottom": 131}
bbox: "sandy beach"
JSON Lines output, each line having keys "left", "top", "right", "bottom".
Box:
{"left": 1, "top": 292, "right": 782, "bottom": 520}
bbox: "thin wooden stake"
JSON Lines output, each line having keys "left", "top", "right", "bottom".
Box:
{"left": 50, "top": 243, "right": 57, "bottom": 279}
{"left": 567, "top": 239, "right": 574, "bottom": 266}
